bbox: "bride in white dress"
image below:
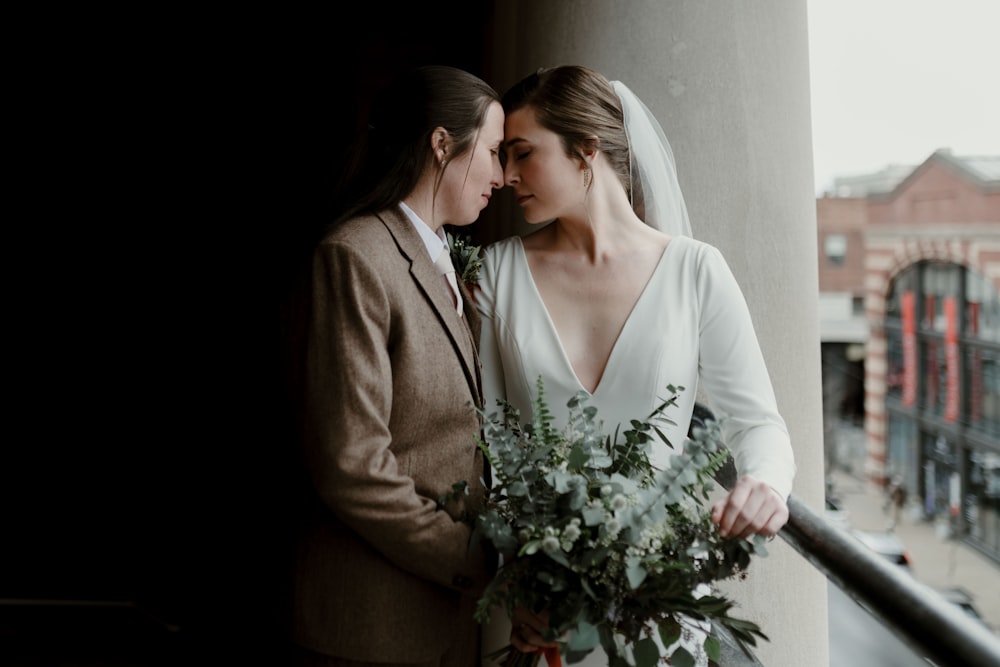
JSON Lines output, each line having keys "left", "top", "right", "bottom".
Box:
{"left": 475, "top": 66, "right": 796, "bottom": 666}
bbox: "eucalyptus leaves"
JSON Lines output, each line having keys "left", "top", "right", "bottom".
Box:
{"left": 471, "top": 378, "right": 769, "bottom": 667}
{"left": 446, "top": 231, "right": 484, "bottom": 288}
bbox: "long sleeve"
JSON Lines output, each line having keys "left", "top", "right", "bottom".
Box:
{"left": 694, "top": 245, "right": 797, "bottom": 500}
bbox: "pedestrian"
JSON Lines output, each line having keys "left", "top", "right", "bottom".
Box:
{"left": 886, "top": 477, "right": 907, "bottom": 529}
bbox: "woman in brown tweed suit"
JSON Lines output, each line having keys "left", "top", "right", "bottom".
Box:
{"left": 291, "top": 66, "right": 505, "bottom": 667}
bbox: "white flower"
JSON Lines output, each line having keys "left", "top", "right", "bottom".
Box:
{"left": 563, "top": 520, "right": 582, "bottom": 542}
{"left": 610, "top": 493, "right": 628, "bottom": 511}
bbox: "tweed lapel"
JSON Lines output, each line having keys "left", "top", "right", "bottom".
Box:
{"left": 377, "top": 207, "right": 482, "bottom": 407}
{"left": 456, "top": 281, "right": 483, "bottom": 408}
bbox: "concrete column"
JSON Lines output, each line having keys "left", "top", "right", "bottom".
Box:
{"left": 487, "top": 2, "right": 827, "bottom": 665}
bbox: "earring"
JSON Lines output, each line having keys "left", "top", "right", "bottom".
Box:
{"left": 583, "top": 168, "right": 592, "bottom": 188}
{"left": 441, "top": 159, "right": 447, "bottom": 167}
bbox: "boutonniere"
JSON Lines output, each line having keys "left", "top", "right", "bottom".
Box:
{"left": 447, "top": 231, "right": 484, "bottom": 289}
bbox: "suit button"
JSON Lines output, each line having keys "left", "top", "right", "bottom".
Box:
{"left": 452, "top": 575, "right": 472, "bottom": 589}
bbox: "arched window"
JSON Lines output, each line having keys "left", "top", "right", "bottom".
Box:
{"left": 964, "top": 269, "right": 1000, "bottom": 439}
{"left": 884, "top": 261, "right": 1000, "bottom": 557}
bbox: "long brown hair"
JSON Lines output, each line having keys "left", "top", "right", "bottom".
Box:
{"left": 501, "top": 65, "right": 632, "bottom": 197}
{"left": 333, "top": 65, "right": 500, "bottom": 223}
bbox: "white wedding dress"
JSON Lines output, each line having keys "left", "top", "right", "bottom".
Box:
{"left": 476, "top": 234, "right": 796, "bottom": 666}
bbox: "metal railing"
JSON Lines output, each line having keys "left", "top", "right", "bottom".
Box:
{"left": 781, "top": 494, "right": 1000, "bottom": 667}
{"left": 694, "top": 400, "right": 1000, "bottom": 667}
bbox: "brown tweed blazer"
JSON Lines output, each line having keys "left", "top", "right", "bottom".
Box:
{"left": 294, "top": 206, "right": 492, "bottom": 662}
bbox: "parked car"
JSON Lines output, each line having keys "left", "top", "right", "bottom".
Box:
{"left": 932, "top": 586, "right": 991, "bottom": 630}
{"left": 851, "top": 529, "right": 913, "bottom": 571}
{"left": 824, "top": 496, "right": 851, "bottom": 531}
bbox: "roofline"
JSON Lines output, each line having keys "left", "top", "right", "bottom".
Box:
{"left": 868, "top": 149, "right": 1000, "bottom": 201}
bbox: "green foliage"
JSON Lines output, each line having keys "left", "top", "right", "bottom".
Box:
{"left": 470, "top": 378, "right": 768, "bottom": 666}
{"left": 437, "top": 480, "right": 469, "bottom": 509}
{"left": 446, "top": 231, "right": 484, "bottom": 286}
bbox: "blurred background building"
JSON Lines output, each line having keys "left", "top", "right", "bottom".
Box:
{"left": 818, "top": 148, "right": 1000, "bottom": 563}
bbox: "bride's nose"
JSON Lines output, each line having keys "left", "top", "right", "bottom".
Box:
{"left": 504, "top": 162, "right": 519, "bottom": 186}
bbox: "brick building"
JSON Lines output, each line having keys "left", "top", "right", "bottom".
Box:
{"left": 817, "top": 148, "right": 1000, "bottom": 562}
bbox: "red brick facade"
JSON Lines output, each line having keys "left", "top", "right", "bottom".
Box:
{"left": 817, "top": 150, "right": 1000, "bottom": 482}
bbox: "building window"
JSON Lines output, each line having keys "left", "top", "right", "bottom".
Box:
{"left": 921, "top": 263, "right": 961, "bottom": 333}
{"left": 825, "top": 233, "right": 847, "bottom": 266}
{"left": 886, "top": 265, "right": 918, "bottom": 321}
{"left": 966, "top": 269, "right": 1000, "bottom": 343}
{"left": 966, "top": 449, "right": 1000, "bottom": 554}
{"left": 884, "top": 260, "right": 1000, "bottom": 561}
{"left": 852, "top": 296, "right": 865, "bottom": 316}
{"left": 967, "top": 347, "right": 1000, "bottom": 439}
{"left": 886, "top": 413, "right": 918, "bottom": 491}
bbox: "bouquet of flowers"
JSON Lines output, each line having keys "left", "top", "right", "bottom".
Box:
{"left": 470, "top": 378, "right": 769, "bottom": 667}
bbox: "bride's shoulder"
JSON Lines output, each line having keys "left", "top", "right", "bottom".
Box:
{"left": 667, "top": 234, "right": 716, "bottom": 256}
{"left": 482, "top": 235, "right": 528, "bottom": 273}
{"left": 665, "top": 236, "right": 734, "bottom": 276}
{"left": 484, "top": 234, "right": 523, "bottom": 257}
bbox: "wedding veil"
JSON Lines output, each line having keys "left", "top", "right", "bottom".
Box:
{"left": 611, "top": 81, "right": 692, "bottom": 238}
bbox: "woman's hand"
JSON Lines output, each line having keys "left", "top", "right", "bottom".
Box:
{"left": 509, "top": 606, "right": 561, "bottom": 654}
{"left": 711, "top": 475, "right": 789, "bottom": 539}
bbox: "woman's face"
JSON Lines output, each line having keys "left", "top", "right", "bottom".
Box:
{"left": 440, "top": 101, "right": 504, "bottom": 227}
{"left": 502, "top": 107, "right": 584, "bottom": 224}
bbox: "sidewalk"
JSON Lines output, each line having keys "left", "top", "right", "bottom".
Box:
{"left": 826, "top": 466, "right": 1000, "bottom": 636}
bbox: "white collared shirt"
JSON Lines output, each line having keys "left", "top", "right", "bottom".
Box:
{"left": 399, "top": 201, "right": 462, "bottom": 316}
{"left": 399, "top": 201, "right": 447, "bottom": 261}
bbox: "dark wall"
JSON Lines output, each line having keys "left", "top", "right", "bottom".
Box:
{"left": 4, "top": 5, "right": 498, "bottom": 664}
{"left": 269, "top": 3, "right": 499, "bottom": 299}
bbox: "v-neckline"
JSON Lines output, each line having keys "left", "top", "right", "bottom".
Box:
{"left": 513, "top": 235, "right": 674, "bottom": 397}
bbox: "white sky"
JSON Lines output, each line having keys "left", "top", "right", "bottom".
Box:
{"left": 807, "top": 0, "right": 1000, "bottom": 195}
